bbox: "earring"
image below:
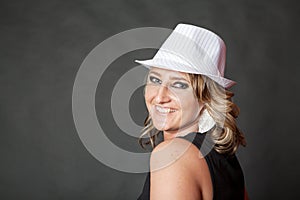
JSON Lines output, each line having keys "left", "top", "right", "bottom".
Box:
{"left": 198, "top": 109, "right": 216, "bottom": 133}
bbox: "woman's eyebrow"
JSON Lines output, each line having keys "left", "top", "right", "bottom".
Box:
{"left": 149, "top": 71, "right": 189, "bottom": 82}
{"left": 148, "top": 71, "right": 161, "bottom": 77}
{"left": 169, "top": 76, "right": 189, "bottom": 82}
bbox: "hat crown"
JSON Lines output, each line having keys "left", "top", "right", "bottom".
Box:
{"left": 158, "top": 23, "right": 226, "bottom": 76}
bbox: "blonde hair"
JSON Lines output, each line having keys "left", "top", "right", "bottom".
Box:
{"left": 138, "top": 73, "right": 246, "bottom": 155}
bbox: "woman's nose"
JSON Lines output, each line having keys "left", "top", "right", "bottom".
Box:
{"left": 154, "top": 85, "right": 171, "bottom": 103}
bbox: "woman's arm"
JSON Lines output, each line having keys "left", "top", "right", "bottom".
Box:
{"left": 149, "top": 138, "right": 212, "bottom": 200}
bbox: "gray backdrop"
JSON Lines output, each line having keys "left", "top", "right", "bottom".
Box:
{"left": 1, "top": 0, "right": 299, "bottom": 199}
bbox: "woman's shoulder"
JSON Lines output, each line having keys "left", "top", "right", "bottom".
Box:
{"left": 151, "top": 137, "right": 202, "bottom": 168}
{"left": 150, "top": 136, "right": 210, "bottom": 177}
{"left": 149, "top": 137, "right": 212, "bottom": 199}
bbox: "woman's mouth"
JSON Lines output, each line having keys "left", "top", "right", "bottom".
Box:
{"left": 155, "top": 105, "right": 177, "bottom": 114}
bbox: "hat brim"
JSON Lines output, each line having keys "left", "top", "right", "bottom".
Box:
{"left": 135, "top": 59, "right": 236, "bottom": 88}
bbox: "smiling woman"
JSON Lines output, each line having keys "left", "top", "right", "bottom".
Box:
{"left": 144, "top": 68, "right": 202, "bottom": 140}
{"left": 135, "top": 23, "right": 247, "bottom": 200}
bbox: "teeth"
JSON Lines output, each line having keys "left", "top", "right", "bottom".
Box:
{"left": 156, "top": 106, "right": 176, "bottom": 113}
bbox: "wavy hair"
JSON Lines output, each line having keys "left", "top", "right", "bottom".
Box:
{"left": 138, "top": 73, "right": 246, "bottom": 155}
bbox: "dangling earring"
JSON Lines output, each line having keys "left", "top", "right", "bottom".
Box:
{"left": 198, "top": 109, "right": 216, "bottom": 133}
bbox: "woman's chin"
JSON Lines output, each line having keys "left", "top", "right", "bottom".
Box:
{"left": 152, "top": 122, "right": 169, "bottom": 131}
{"left": 153, "top": 122, "right": 177, "bottom": 132}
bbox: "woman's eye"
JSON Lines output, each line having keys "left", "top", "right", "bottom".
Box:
{"left": 149, "top": 76, "right": 161, "bottom": 84}
{"left": 172, "top": 82, "right": 189, "bottom": 89}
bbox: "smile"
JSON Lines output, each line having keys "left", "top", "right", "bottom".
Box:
{"left": 155, "top": 105, "right": 177, "bottom": 114}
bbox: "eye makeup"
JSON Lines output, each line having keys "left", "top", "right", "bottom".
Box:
{"left": 171, "top": 81, "right": 189, "bottom": 89}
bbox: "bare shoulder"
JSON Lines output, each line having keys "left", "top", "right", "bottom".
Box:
{"left": 150, "top": 137, "right": 202, "bottom": 171}
{"left": 150, "top": 138, "right": 213, "bottom": 200}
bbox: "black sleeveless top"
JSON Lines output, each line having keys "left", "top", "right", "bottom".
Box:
{"left": 137, "top": 132, "right": 245, "bottom": 200}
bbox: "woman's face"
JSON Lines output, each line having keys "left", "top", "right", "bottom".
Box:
{"left": 145, "top": 67, "right": 203, "bottom": 133}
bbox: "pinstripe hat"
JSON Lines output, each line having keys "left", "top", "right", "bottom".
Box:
{"left": 135, "top": 23, "right": 236, "bottom": 88}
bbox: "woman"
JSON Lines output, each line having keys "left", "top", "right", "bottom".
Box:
{"left": 135, "top": 23, "right": 248, "bottom": 200}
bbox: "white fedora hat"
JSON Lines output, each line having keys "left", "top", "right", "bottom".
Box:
{"left": 135, "top": 23, "right": 236, "bottom": 88}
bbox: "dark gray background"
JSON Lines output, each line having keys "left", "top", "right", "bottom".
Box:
{"left": 1, "top": 0, "right": 299, "bottom": 199}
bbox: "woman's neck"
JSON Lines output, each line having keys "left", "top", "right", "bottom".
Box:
{"left": 163, "top": 122, "right": 198, "bottom": 140}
